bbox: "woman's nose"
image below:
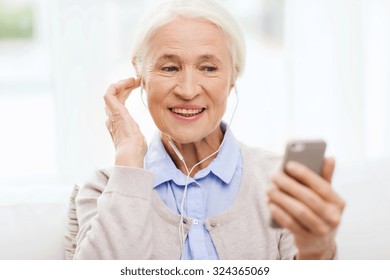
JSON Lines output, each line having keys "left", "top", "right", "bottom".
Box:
{"left": 174, "top": 70, "right": 200, "bottom": 100}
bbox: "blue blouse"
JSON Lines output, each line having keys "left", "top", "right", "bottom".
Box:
{"left": 144, "top": 123, "right": 243, "bottom": 259}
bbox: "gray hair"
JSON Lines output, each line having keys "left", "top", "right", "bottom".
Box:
{"left": 131, "top": 0, "right": 246, "bottom": 80}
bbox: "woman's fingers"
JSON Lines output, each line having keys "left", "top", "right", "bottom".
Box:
{"left": 268, "top": 161, "right": 345, "bottom": 234}
{"left": 271, "top": 171, "right": 339, "bottom": 227}
{"left": 284, "top": 161, "right": 344, "bottom": 208}
{"left": 321, "top": 157, "right": 335, "bottom": 183}
{"left": 268, "top": 188, "right": 333, "bottom": 235}
{"left": 102, "top": 77, "right": 146, "bottom": 168}
{"left": 268, "top": 158, "right": 344, "bottom": 259}
{"left": 103, "top": 77, "right": 144, "bottom": 139}
{"left": 104, "top": 77, "right": 141, "bottom": 129}
{"left": 104, "top": 77, "right": 141, "bottom": 110}
{"left": 268, "top": 202, "right": 308, "bottom": 236}
{"left": 117, "top": 77, "right": 141, "bottom": 104}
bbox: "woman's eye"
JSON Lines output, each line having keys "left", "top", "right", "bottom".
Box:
{"left": 202, "top": 66, "right": 217, "bottom": 72}
{"left": 162, "top": 66, "right": 179, "bottom": 72}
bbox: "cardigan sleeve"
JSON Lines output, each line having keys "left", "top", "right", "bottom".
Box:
{"left": 278, "top": 228, "right": 298, "bottom": 260}
{"left": 73, "top": 166, "right": 155, "bottom": 259}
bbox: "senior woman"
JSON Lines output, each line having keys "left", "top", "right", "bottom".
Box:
{"left": 70, "top": 0, "right": 345, "bottom": 260}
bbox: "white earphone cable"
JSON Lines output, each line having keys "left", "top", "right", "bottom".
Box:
{"left": 168, "top": 84, "right": 240, "bottom": 258}
{"left": 138, "top": 77, "right": 240, "bottom": 258}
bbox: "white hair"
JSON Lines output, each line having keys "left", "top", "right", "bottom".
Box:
{"left": 130, "top": 0, "right": 246, "bottom": 80}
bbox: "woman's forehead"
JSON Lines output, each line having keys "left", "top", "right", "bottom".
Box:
{"left": 147, "top": 18, "right": 231, "bottom": 62}
{"left": 153, "top": 53, "right": 224, "bottom": 64}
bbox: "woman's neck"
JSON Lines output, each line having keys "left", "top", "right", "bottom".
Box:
{"left": 161, "top": 127, "right": 224, "bottom": 177}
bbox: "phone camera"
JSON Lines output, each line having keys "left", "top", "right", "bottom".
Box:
{"left": 290, "top": 142, "right": 305, "bottom": 152}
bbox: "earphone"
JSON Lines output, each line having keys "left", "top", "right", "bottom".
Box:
{"left": 136, "top": 76, "right": 239, "bottom": 257}
{"left": 139, "top": 78, "right": 148, "bottom": 109}
{"left": 166, "top": 82, "right": 240, "bottom": 258}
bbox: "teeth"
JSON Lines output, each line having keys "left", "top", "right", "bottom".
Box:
{"left": 171, "top": 108, "right": 204, "bottom": 117}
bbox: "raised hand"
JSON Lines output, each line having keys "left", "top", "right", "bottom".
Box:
{"left": 268, "top": 157, "right": 345, "bottom": 259}
{"left": 104, "top": 77, "right": 147, "bottom": 168}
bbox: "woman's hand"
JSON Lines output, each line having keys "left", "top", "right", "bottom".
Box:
{"left": 267, "top": 157, "right": 345, "bottom": 259}
{"left": 104, "top": 77, "right": 147, "bottom": 168}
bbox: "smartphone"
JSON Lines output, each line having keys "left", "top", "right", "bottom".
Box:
{"left": 282, "top": 140, "right": 326, "bottom": 175}
{"left": 270, "top": 140, "right": 327, "bottom": 228}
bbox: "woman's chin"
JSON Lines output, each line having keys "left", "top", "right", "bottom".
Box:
{"left": 162, "top": 132, "right": 201, "bottom": 145}
{"left": 160, "top": 124, "right": 222, "bottom": 146}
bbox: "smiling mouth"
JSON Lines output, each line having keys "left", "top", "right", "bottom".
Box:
{"left": 169, "top": 108, "right": 205, "bottom": 117}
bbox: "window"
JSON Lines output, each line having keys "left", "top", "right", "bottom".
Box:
{"left": 0, "top": 0, "right": 389, "bottom": 187}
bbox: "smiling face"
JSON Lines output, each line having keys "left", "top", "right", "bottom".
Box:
{"left": 142, "top": 17, "right": 234, "bottom": 145}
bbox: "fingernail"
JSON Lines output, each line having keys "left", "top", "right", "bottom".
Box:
{"left": 286, "top": 161, "right": 299, "bottom": 171}
{"left": 269, "top": 204, "right": 276, "bottom": 212}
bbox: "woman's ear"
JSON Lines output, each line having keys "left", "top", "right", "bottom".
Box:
{"left": 231, "top": 79, "right": 237, "bottom": 92}
{"left": 132, "top": 58, "right": 141, "bottom": 77}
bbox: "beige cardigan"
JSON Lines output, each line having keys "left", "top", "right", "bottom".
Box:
{"left": 64, "top": 143, "right": 297, "bottom": 259}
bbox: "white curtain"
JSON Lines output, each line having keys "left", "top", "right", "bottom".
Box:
{"left": 232, "top": 0, "right": 390, "bottom": 165}
{"left": 48, "top": 0, "right": 156, "bottom": 184}
{"left": 48, "top": 0, "right": 390, "bottom": 184}
{"left": 1, "top": 0, "right": 388, "bottom": 185}
{"left": 284, "top": 0, "right": 366, "bottom": 162}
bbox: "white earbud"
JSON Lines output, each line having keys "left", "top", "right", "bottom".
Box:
{"left": 139, "top": 78, "right": 148, "bottom": 109}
